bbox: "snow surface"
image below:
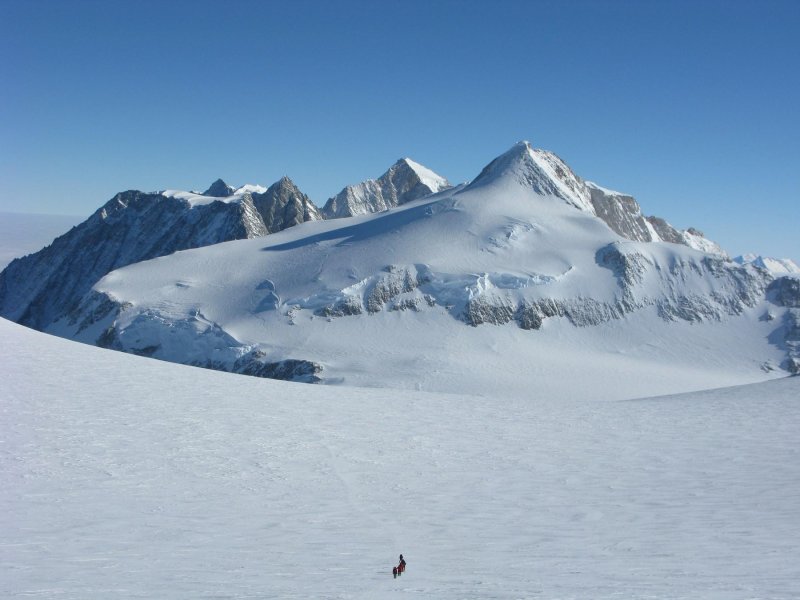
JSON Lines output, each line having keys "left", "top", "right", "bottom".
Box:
{"left": 234, "top": 183, "right": 269, "bottom": 196}
{"left": 735, "top": 254, "right": 800, "bottom": 275}
{"left": 0, "top": 212, "right": 83, "bottom": 270}
{"left": 585, "top": 180, "right": 627, "bottom": 197}
{"left": 159, "top": 184, "right": 272, "bottom": 207}
{"left": 2, "top": 317, "right": 799, "bottom": 599}
{"left": 160, "top": 189, "right": 244, "bottom": 207}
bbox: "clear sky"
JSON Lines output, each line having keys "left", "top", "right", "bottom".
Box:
{"left": 1, "top": 0, "right": 798, "bottom": 259}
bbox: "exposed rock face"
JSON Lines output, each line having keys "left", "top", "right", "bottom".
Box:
{"left": 0, "top": 190, "right": 267, "bottom": 329}
{"left": 251, "top": 177, "right": 323, "bottom": 233}
{"left": 292, "top": 251, "right": 770, "bottom": 334}
{"left": 322, "top": 158, "right": 450, "bottom": 219}
{"left": 780, "top": 309, "right": 800, "bottom": 375}
{"left": 73, "top": 291, "right": 322, "bottom": 383}
{"left": 645, "top": 216, "right": 684, "bottom": 244}
{"left": 767, "top": 276, "right": 800, "bottom": 308}
{"left": 233, "top": 352, "right": 322, "bottom": 383}
{"left": 202, "top": 178, "right": 236, "bottom": 197}
{"left": 587, "top": 183, "right": 655, "bottom": 243}
{"left": 766, "top": 277, "right": 800, "bottom": 373}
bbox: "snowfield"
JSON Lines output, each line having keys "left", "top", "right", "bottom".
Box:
{"left": 2, "top": 317, "right": 799, "bottom": 599}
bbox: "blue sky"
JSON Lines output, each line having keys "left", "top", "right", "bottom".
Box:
{"left": 1, "top": 0, "right": 798, "bottom": 258}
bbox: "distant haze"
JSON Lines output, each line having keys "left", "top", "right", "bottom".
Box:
{"left": 0, "top": 212, "right": 82, "bottom": 270}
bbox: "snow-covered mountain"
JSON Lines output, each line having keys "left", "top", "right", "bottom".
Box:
{"left": 735, "top": 253, "right": 800, "bottom": 275}
{"left": 0, "top": 179, "right": 319, "bottom": 329}
{"left": 3, "top": 141, "right": 797, "bottom": 389}
{"left": 321, "top": 158, "right": 451, "bottom": 218}
{"left": 49, "top": 141, "right": 798, "bottom": 391}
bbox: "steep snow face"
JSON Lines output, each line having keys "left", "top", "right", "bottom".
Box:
{"left": 0, "top": 190, "right": 268, "bottom": 329}
{"left": 59, "top": 151, "right": 787, "bottom": 394}
{"left": 735, "top": 254, "right": 800, "bottom": 275}
{"left": 321, "top": 158, "right": 451, "bottom": 219}
{"left": 251, "top": 176, "right": 322, "bottom": 233}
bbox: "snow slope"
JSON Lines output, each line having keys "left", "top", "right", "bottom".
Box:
{"left": 2, "top": 317, "right": 799, "bottom": 599}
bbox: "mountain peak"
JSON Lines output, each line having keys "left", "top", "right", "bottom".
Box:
{"left": 391, "top": 157, "right": 450, "bottom": 195}
{"left": 322, "top": 159, "right": 450, "bottom": 219}
{"left": 467, "top": 141, "right": 593, "bottom": 212}
{"left": 203, "top": 179, "right": 235, "bottom": 197}
{"left": 252, "top": 176, "right": 322, "bottom": 233}
{"left": 274, "top": 175, "right": 297, "bottom": 190}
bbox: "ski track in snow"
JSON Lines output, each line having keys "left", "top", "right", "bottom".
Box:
{"left": 2, "top": 318, "right": 800, "bottom": 599}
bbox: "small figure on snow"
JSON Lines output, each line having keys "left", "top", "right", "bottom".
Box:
{"left": 392, "top": 565, "right": 397, "bottom": 579}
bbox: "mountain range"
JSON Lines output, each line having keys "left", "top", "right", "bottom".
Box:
{"left": 1, "top": 141, "right": 798, "bottom": 393}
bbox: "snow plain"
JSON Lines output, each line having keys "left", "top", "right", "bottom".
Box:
{"left": 3, "top": 316, "right": 799, "bottom": 599}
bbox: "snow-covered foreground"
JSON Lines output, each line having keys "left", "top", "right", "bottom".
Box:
{"left": 2, "top": 317, "right": 799, "bottom": 599}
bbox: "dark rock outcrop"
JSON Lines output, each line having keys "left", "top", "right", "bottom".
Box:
{"left": 202, "top": 178, "right": 236, "bottom": 197}
{"left": 251, "top": 177, "right": 322, "bottom": 233}
{"left": 767, "top": 277, "right": 800, "bottom": 308}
